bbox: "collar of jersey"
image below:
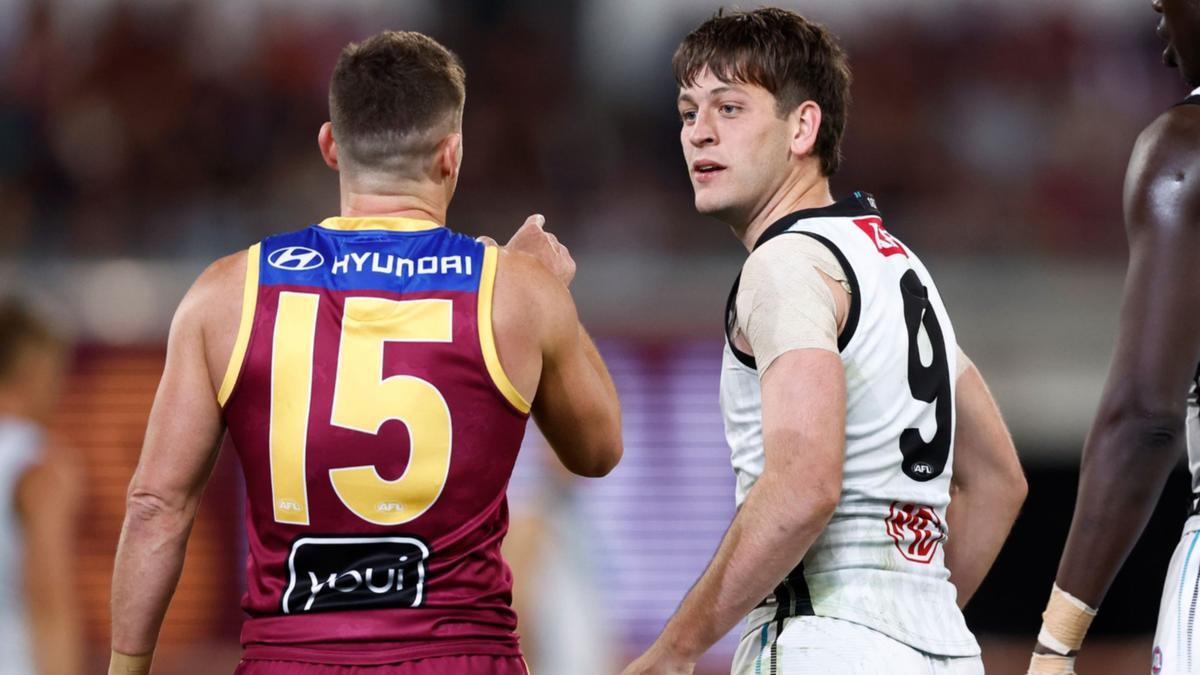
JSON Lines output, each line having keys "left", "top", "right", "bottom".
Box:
{"left": 317, "top": 216, "right": 442, "bottom": 232}
{"left": 753, "top": 191, "right": 881, "bottom": 251}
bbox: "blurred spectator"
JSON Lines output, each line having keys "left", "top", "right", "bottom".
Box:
{"left": 0, "top": 297, "right": 83, "bottom": 675}
{"left": 0, "top": 0, "right": 1177, "bottom": 260}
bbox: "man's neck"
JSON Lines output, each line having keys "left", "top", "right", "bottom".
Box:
{"left": 339, "top": 186, "right": 449, "bottom": 225}
{"left": 735, "top": 174, "right": 834, "bottom": 252}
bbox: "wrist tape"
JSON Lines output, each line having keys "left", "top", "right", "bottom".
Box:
{"left": 1037, "top": 583, "right": 1097, "bottom": 655}
{"left": 109, "top": 650, "right": 153, "bottom": 675}
{"left": 1027, "top": 652, "right": 1076, "bottom": 675}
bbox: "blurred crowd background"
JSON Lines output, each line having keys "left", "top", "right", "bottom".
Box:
{"left": 0, "top": 0, "right": 1187, "bottom": 673}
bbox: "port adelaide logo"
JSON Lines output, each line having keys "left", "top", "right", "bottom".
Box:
{"left": 268, "top": 246, "right": 325, "bottom": 271}
{"left": 282, "top": 536, "right": 430, "bottom": 614}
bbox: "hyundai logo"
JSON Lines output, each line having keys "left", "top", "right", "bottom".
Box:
{"left": 268, "top": 246, "right": 324, "bottom": 271}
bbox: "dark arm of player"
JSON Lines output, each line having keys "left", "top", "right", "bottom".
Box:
{"left": 110, "top": 276, "right": 226, "bottom": 661}
{"left": 624, "top": 350, "right": 845, "bottom": 671}
{"left": 1050, "top": 107, "right": 1200, "bottom": 618}
{"left": 530, "top": 267, "right": 623, "bottom": 477}
{"left": 943, "top": 362, "right": 1026, "bottom": 608}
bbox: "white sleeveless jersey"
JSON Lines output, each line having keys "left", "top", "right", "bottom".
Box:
{"left": 0, "top": 417, "right": 41, "bottom": 675}
{"left": 719, "top": 193, "right": 979, "bottom": 657}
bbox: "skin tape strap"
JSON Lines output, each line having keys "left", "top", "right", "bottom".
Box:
{"left": 1027, "top": 653, "right": 1076, "bottom": 675}
{"left": 736, "top": 237, "right": 844, "bottom": 373}
{"left": 109, "top": 650, "right": 153, "bottom": 675}
{"left": 1038, "top": 583, "right": 1097, "bottom": 655}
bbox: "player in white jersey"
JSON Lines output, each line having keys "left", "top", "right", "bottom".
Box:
{"left": 621, "top": 9, "right": 1028, "bottom": 675}
{"left": 0, "top": 299, "right": 82, "bottom": 675}
{"left": 1029, "top": 3, "right": 1200, "bottom": 674}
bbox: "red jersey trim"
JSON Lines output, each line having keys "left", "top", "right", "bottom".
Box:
{"left": 241, "top": 638, "right": 523, "bottom": 665}
{"left": 219, "top": 243, "right": 261, "bottom": 407}
{"left": 477, "top": 247, "right": 532, "bottom": 415}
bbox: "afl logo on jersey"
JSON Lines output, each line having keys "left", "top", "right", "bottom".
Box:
{"left": 268, "top": 246, "right": 324, "bottom": 271}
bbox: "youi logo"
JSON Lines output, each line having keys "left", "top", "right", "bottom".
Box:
{"left": 269, "top": 246, "right": 325, "bottom": 271}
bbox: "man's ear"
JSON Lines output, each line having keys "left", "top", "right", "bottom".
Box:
{"left": 789, "top": 101, "right": 822, "bottom": 162}
{"left": 437, "top": 132, "right": 463, "bottom": 181}
{"left": 318, "top": 122, "right": 340, "bottom": 171}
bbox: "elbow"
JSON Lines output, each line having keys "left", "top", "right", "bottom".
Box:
{"left": 576, "top": 406, "right": 624, "bottom": 477}
{"left": 1015, "top": 469, "right": 1029, "bottom": 502}
{"left": 779, "top": 478, "right": 840, "bottom": 530}
{"left": 811, "top": 484, "right": 841, "bottom": 522}
{"left": 574, "top": 440, "right": 624, "bottom": 478}
{"left": 124, "top": 488, "right": 192, "bottom": 535}
{"left": 1010, "top": 470, "right": 1029, "bottom": 511}
{"left": 1095, "top": 400, "right": 1185, "bottom": 453}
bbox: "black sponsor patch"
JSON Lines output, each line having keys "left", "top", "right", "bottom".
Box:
{"left": 281, "top": 536, "right": 429, "bottom": 615}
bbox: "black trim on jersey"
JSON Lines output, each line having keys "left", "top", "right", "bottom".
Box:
{"left": 1190, "top": 362, "right": 1200, "bottom": 517}
{"left": 1178, "top": 95, "right": 1200, "bottom": 107}
{"left": 752, "top": 191, "right": 882, "bottom": 252}
{"left": 723, "top": 193, "right": 875, "bottom": 368}
{"left": 724, "top": 273, "right": 758, "bottom": 369}
{"left": 755, "top": 561, "right": 815, "bottom": 618}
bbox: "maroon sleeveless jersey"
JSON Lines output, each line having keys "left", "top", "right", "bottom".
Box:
{"left": 218, "top": 217, "right": 531, "bottom": 664}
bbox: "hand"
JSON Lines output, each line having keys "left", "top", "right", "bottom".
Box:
{"left": 619, "top": 643, "right": 696, "bottom": 675}
{"left": 480, "top": 214, "right": 576, "bottom": 287}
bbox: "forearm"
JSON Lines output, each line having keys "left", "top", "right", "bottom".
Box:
{"left": 577, "top": 325, "right": 619, "bottom": 413}
{"left": 944, "top": 482, "right": 1022, "bottom": 607}
{"left": 28, "top": 595, "right": 83, "bottom": 667}
{"left": 28, "top": 578, "right": 83, "bottom": 675}
{"left": 111, "top": 496, "right": 197, "bottom": 655}
{"left": 656, "top": 474, "right": 834, "bottom": 660}
{"left": 1055, "top": 419, "right": 1181, "bottom": 607}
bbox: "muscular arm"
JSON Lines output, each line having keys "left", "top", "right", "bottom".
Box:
{"left": 533, "top": 315, "right": 621, "bottom": 477}
{"left": 943, "top": 360, "right": 1026, "bottom": 608}
{"left": 110, "top": 256, "right": 241, "bottom": 661}
{"left": 625, "top": 243, "right": 847, "bottom": 671}
{"left": 638, "top": 350, "right": 845, "bottom": 665}
{"left": 1052, "top": 106, "right": 1200, "bottom": 614}
{"left": 494, "top": 249, "right": 622, "bottom": 477}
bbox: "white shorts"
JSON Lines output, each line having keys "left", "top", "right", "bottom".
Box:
{"left": 731, "top": 613, "right": 983, "bottom": 675}
{"left": 1153, "top": 515, "right": 1200, "bottom": 675}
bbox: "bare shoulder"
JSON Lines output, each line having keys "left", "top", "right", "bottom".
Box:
{"left": 1126, "top": 105, "right": 1200, "bottom": 233}
{"left": 493, "top": 247, "right": 573, "bottom": 324}
{"left": 175, "top": 249, "right": 248, "bottom": 331}
{"left": 489, "top": 246, "right": 576, "bottom": 402}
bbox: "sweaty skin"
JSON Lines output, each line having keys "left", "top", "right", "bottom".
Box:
{"left": 1048, "top": 103, "right": 1200, "bottom": 624}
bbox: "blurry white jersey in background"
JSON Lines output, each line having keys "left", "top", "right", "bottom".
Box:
{"left": 0, "top": 417, "right": 42, "bottom": 675}
{"left": 719, "top": 192, "right": 979, "bottom": 658}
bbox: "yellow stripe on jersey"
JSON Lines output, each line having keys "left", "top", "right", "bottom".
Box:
{"left": 218, "top": 242, "right": 261, "bottom": 407}
{"left": 269, "top": 291, "right": 319, "bottom": 525}
{"left": 318, "top": 216, "right": 441, "bottom": 232}
{"left": 478, "top": 246, "right": 532, "bottom": 414}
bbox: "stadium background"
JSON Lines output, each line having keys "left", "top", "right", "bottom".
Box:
{"left": 0, "top": 0, "right": 1185, "bottom": 672}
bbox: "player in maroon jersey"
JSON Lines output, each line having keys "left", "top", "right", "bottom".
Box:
{"left": 108, "top": 31, "right": 622, "bottom": 675}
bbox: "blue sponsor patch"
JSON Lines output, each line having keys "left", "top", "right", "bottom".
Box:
{"left": 258, "top": 226, "right": 483, "bottom": 293}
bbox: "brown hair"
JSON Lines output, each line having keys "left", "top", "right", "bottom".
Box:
{"left": 0, "top": 298, "right": 60, "bottom": 383}
{"left": 673, "top": 7, "right": 852, "bottom": 176}
{"left": 329, "top": 31, "right": 466, "bottom": 176}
